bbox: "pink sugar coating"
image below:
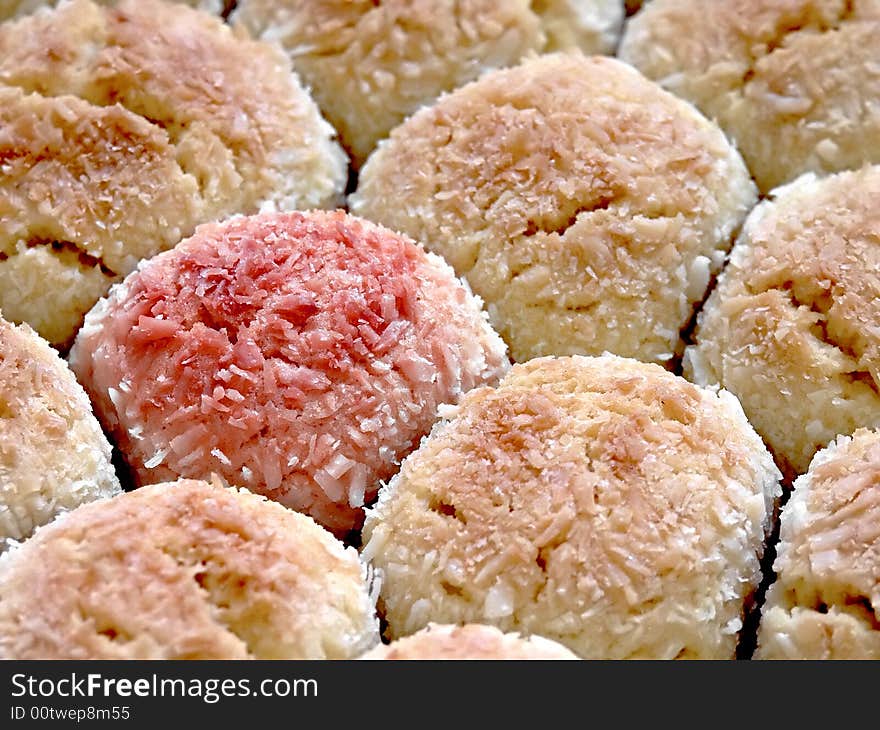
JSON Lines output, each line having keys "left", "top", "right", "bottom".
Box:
{"left": 69, "top": 210, "right": 509, "bottom": 535}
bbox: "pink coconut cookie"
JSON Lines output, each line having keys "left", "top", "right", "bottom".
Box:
{"left": 69, "top": 211, "right": 508, "bottom": 535}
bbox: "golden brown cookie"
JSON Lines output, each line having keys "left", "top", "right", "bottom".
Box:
{"left": 233, "top": 0, "right": 624, "bottom": 165}
{"left": 757, "top": 429, "right": 880, "bottom": 659}
{"left": 0, "top": 479, "right": 379, "bottom": 659}
{"left": 352, "top": 53, "right": 755, "bottom": 364}
{"left": 685, "top": 167, "right": 880, "bottom": 477}
{"left": 0, "top": 314, "right": 119, "bottom": 546}
{"left": 620, "top": 0, "right": 880, "bottom": 192}
{"left": 363, "top": 355, "right": 781, "bottom": 658}
{"left": 0, "top": 0, "right": 346, "bottom": 346}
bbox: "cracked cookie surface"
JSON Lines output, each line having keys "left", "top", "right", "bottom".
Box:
{"left": 0, "top": 0, "right": 346, "bottom": 347}
{"left": 620, "top": 0, "right": 880, "bottom": 193}
{"left": 351, "top": 53, "right": 755, "bottom": 364}
{"left": 684, "top": 166, "right": 880, "bottom": 477}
